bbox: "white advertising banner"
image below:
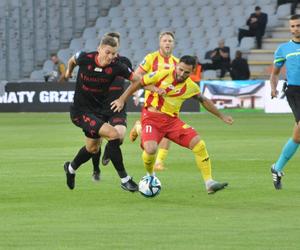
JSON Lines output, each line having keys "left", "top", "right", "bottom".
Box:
{"left": 264, "top": 80, "right": 292, "bottom": 113}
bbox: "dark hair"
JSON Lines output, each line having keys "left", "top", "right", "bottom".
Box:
{"left": 235, "top": 50, "right": 242, "bottom": 59}
{"left": 255, "top": 6, "right": 261, "bottom": 11}
{"left": 100, "top": 36, "right": 118, "bottom": 47}
{"left": 159, "top": 31, "right": 175, "bottom": 40}
{"left": 105, "top": 32, "right": 121, "bottom": 43}
{"left": 180, "top": 55, "right": 196, "bottom": 68}
{"left": 290, "top": 14, "right": 300, "bottom": 20}
{"left": 50, "top": 53, "right": 57, "bottom": 57}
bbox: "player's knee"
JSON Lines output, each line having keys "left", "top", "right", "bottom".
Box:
{"left": 86, "top": 144, "right": 99, "bottom": 154}
{"left": 144, "top": 142, "right": 158, "bottom": 155}
{"left": 106, "top": 128, "right": 120, "bottom": 140}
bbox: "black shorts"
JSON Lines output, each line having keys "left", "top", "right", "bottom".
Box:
{"left": 107, "top": 109, "right": 127, "bottom": 127}
{"left": 70, "top": 106, "right": 127, "bottom": 139}
{"left": 70, "top": 107, "right": 106, "bottom": 139}
{"left": 285, "top": 85, "right": 300, "bottom": 123}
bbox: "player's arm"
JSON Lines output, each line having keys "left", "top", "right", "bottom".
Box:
{"left": 193, "top": 94, "right": 234, "bottom": 125}
{"left": 111, "top": 73, "right": 142, "bottom": 112}
{"left": 270, "top": 66, "right": 281, "bottom": 98}
{"left": 58, "top": 63, "right": 66, "bottom": 83}
{"left": 65, "top": 55, "right": 77, "bottom": 80}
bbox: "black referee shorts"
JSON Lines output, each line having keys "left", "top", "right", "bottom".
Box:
{"left": 285, "top": 85, "right": 300, "bottom": 123}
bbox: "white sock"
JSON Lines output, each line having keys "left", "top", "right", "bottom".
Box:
{"left": 68, "top": 164, "right": 76, "bottom": 174}
{"left": 121, "top": 176, "right": 130, "bottom": 183}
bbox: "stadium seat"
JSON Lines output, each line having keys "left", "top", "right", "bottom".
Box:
{"left": 30, "top": 70, "right": 45, "bottom": 80}
{"left": 69, "top": 38, "right": 85, "bottom": 53}
{"left": 84, "top": 38, "right": 100, "bottom": 52}
{"left": 82, "top": 27, "right": 97, "bottom": 40}
{"left": 57, "top": 49, "right": 73, "bottom": 65}
{"left": 202, "top": 70, "right": 217, "bottom": 79}
{"left": 276, "top": 3, "right": 291, "bottom": 18}
{"left": 42, "top": 60, "right": 55, "bottom": 72}
{"left": 240, "top": 37, "right": 256, "bottom": 50}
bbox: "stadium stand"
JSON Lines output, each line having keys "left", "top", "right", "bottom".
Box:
{"left": 0, "top": 0, "right": 298, "bottom": 81}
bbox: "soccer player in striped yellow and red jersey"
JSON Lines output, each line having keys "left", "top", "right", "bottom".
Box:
{"left": 111, "top": 55, "right": 233, "bottom": 194}
{"left": 130, "top": 31, "right": 179, "bottom": 171}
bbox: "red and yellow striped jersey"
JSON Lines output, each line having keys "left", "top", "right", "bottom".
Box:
{"left": 139, "top": 50, "right": 179, "bottom": 103}
{"left": 141, "top": 69, "right": 200, "bottom": 117}
{"left": 139, "top": 50, "right": 179, "bottom": 73}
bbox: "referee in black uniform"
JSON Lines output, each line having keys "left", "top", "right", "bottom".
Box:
{"left": 64, "top": 36, "right": 140, "bottom": 192}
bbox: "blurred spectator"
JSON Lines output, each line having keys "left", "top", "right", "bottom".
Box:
{"left": 202, "top": 39, "right": 231, "bottom": 78}
{"left": 238, "top": 6, "right": 268, "bottom": 49}
{"left": 277, "top": 0, "right": 300, "bottom": 15}
{"left": 230, "top": 51, "right": 250, "bottom": 80}
{"left": 189, "top": 56, "right": 202, "bottom": 84}
{"left": 44, "top": 53, "right": 66, "bottom": 83}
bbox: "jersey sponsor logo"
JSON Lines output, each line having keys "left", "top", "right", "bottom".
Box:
{"left": 141, "top": 59, "right": 146, "bottom": 66}
{"left": 105, "top": 67, "right": 113, "bottom": 74}
{"left": 94, "top": 67, "right": 102, "bottom": 72}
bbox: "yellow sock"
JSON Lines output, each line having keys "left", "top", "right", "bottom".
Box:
{"left": 192, "top": 140, "right": 212, "bottom": 182}
{"left": 142, "top": 151, "right": 156, "bottom": 175}
{"left": 155, "top": 148, "right": 168, "bottom": 164}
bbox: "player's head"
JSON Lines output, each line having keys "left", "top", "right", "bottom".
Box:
{"left": 289, "top": 15, "right": 300, "bottom": 40}
{"left": 175, "top": 55, "right": 196, "bottom": 83}
{"left": 50, "top": 53, "right": 59, "bottom": 64}
{"left": 97, "top": 36, "right": 118, "bottom": 66}
{"left": 159, "top": 31, "right": 175, "bottom": 57}
{"left": 105, "top": 32, "right": 121, "bottom": 48}
{"left": 255, "top": 6, "right": 261, "bottom": 14}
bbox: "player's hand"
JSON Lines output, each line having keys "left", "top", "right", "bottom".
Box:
{"left": 154, "top": 87, "right": 166, "bottom": 96}
{"left": 111, "top": 98, "right": 124, "bottom": 112}
{"left": 271, "top": 89, "right": 278, "bottom": 99}
{"left": 221, "top": 114, "right": 234, "bottom": 125}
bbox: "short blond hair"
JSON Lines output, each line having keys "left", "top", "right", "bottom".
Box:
{"left": 159, "top": 31, "right": 175, "bottom": 40}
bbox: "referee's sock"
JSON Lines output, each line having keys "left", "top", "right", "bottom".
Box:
{"left": 71, "top": 146, "right": 94, "bottom": 170}
{"left": 275, "top": 138, "right": 299, "bottom": 172}
{"left": 107, "top": 139, "right": 128, "bottom": 178}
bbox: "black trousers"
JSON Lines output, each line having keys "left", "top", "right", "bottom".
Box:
{"left": 238, "top": 28, "right": 263, "bottom": 49}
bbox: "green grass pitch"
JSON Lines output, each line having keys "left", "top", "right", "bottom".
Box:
{"left": 1, "top": 112, "right": 300, "bottom": 250}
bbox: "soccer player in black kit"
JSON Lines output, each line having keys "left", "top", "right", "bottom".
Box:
{"left": 91, "top": 32, "right": 132, "bottom": 181}
{"left": 63, "top": 36, "right": 141, "bottom": 192}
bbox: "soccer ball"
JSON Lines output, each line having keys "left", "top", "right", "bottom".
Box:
{"left": 138, "top": 175, "right": 161, "bottom": 198}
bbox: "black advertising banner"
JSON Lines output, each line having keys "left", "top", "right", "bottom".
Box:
{"left": 0, "top": 82, "right": 75, "bottom": 112}
{"left": 0, "top": 82, "right": 200, "bottom": 112}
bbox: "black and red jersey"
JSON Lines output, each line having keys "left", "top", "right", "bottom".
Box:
{"left": 101, "top": 55, "right": 133, "bottom": 116}
{"left": 72, "top": 51, "right": 133, "bottom": 114}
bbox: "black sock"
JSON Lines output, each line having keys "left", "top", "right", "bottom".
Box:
{"left": 92, "top": 148, "right": 101, "bottom": 173}
{"left": 71, "top": 146, "right": 94, "bottom": 170}
{"left": 107, "top": 139, "right": 127, "bottom": 178}
{"left": 103, "top": 143, "right": 109, "bottom": 160}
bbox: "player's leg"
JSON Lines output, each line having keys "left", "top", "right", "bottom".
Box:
{"left": 166, "top": 118, "right": 227, "bottom": 194}
{"left": 272, "top": 87, "right": 300, "bottom": 189}
{"left": 189, "top": 136, "right": 228, "bottom": 194}
{"left": 64, "top": 111, "right": 103, "bottom": 189}
{"left": 99, "top": 123, "right": 138, "bottom": 192}
{"left": 102, "top": 113, "right": 127, "bottom": 166}
{"left": 129, "top": 120, "right": 142, "bottom": 142}
{"left": 91, "top": 138, "right": 103, "bottom": 182}
{"left": 141, "top": 112, "right": 165, "bottom": 176}
{"left": 154, "top": 138, "right": 171, "bottom": 171}
{"left": 64, "top": 137, "right": 100, "bottom": 189}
